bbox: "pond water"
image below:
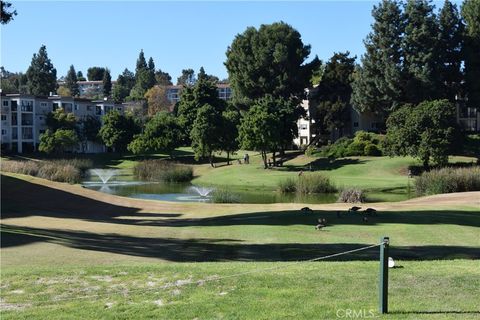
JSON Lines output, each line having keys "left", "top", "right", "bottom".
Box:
{"left": 82, "top": 170, "right": 337, "bottom": 204}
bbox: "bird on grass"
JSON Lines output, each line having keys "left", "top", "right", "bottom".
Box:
{"left": 348, "top": 206, "right": 362, "bottom": 212}
{"left": 363, "top": 216, "right": 369, "bottom": 223}
{"left": 315, "top": 218, "right": 327, "bottom": 230}
{"left": 364, "top": 208, "right": 377, "bottom": 215}
{"left": 301, "top": 207, "right": 313, "bottom": 213}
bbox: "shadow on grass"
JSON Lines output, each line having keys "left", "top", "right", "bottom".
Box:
{"left": 280, "top": 158, "right": 365, "bottom": 172}
{"left": 1, "top": 224, "right": 479, "bottom": 261}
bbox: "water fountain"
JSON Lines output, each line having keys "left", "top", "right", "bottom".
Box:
{"left": 187, "top": 186, "right": 214, "bottom": 198}
{"left": 91, "top": 169, "right": 117, "bottom": 184}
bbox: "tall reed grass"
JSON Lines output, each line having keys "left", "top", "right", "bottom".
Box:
{"left": 134, "top": 160, "right": 193, "bottom": 182}
{"left": 415, "top": 166, "right": 480, "bottom": 195}
{"left": 278, "top": 173, "right": 336, "bottom": 194}
{"left": 210, "top": 189, "right": 241, "bottom": 203}
{"left": 337, "top": 188, "right": 365, "bottom": 203}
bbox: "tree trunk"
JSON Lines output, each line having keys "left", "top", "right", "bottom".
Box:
{"left": 210, "top": 152, "right": 215, "bottom": 168}
{"left": 262, "top": 150, "right": 268, "bottom": 169}
{"left": 227, "top": 151, "right": 230, "bottom": 165}
{"left": 422, "top": 155, "right": 430, "bottom": 170}
{"left": 272, "top": 151, "right": 277, "bottom": 167}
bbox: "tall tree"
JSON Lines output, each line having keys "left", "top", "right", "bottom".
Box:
{"left": 177, "top": 67, "right": 225, "bottom": 142}
{"left": 461, "top": 0, "right": 480, "bottom": 109}
{"left": 76, "top": 70, "right": 86, "bottom": 81}
{"left": 190, "top": 104, "right": 223, "bottom": 166}
{"left": 1, "top": 1, "right": 17, "bottom": 24}
{"left": 130, "top": 50, "right": 155, "bottom": 100}
{"left": 176, "top": 68, "right": 196, "bottom": 86}
{"left": 99, "top": 111, "right": 139, "bottom": 152}
{"left": 65, "top": 65, "right": 79, "bottom": 97}
{"left": 112, "top": 69, "right": 135, "bottom": 103}
{"left": 87, "top": 67, "right": 106, "bottom": 81}
{"left": 102, "top": 68, "right": 112, "bottom": 97}
{"left": 237, "top": 96, "right": 281, "bottom": 169}
{"left": 312, "top": 52, "right": 356, "bottom": 136}
{"left": 225, "top": 22, "right": 320, "bottom": 107}
{"left": 128, "top": 112, "right": 182, "bottom": 157}
{"left": 155, "top": 69, "right": 173, "bottom": 86}
{"left": 221, "top": 108, "right": 240, "bottom": 165}
{"left": 351, "top": 0, "right": 404, "bottom": 116}
{"left": 402, "top": 0, "right": 441, "bottom": 104}
{"left": 385, "top": 99, "right": 457, "bottom": 168}
{"left": 135, "top": 49, "right": 147, "bottom": 74}
{"left": 437, "top": 0, "right": 464, "bottom": 102}
{"left": 144, "top": 85, "right": 171, "bottom": 115}
{"left": 26, "top": 45, "right": 58, "bottom": 96}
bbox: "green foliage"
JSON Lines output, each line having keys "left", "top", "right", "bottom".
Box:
{"left": 112, "top": 69, "right": 135, "bottom": 103}
{"left": 177, "top": 67, "right": 225, "bottom": 142}
{"left": 65, "top": 65, "right": 79, "bottom": 97}
{"left": 102, "top": 68, "right": 112, "bottom": 96}
{"left": 99, "top": 111, "right": 139, "bottom": 152}
{"left": 220, "top": 108, "right": 240, "bottom": 164}
{"left": 316, "top": 131, "right": 384, "bottom": 158}
{"left": 128, "top": 112, "right": 182, "bottom": 156}
{"left": 210, "top": 189, "right": 241, "bottom": 203}
{"left": 238, "top": 96, "right": 281, "bottom": 168}
{"left": 296, "top": 173, "right": 336, "bottom": 194}
{"left": 38, "top": 129, "right": 79, "bottom": 154}
{"left": 176, "top": 68, "right": 196, "bottom": 86}
{"left": 26, "top": 45, "right": 58, "bottom": 96}
{"left": 1, "top": 1, "right": 17, "bottom": 24}
{"left": 225, "top": 21, "right": 320, "bottom": 107}
{"left": 462, "top": 0, "right": 480, "bottom": 109}
{"left": 351, "top": 0, "right": 404, "bottom": 116}
{"left": 386, "top": 100, "right": 458, "bottom": 168}
{"left": 311, "top": 52, "right": 355, "bottom": 135}
{"left": 364, "top": 143, "right": 382, "bottom": 156}
{"left": 45, "top": 108, "right": 77, "bottom": 131}
{"left": 337, "top": 188, "right": 366, "bottom": 203}
{"left": 129, "top": 50, "right": 156, "bottom": 101}
{"left": 155, "top": 69, "right": 172, "bottom": 86}
{"left": 133, "top": 160, "right": 193, "bottom": 182}
{"left": 87, "top": 67, "right": 105, "bottom": 81}
{"left": 80, "top": 115, "right": 102, "bottom": 143}
{"left": 190, "top": 104, "right": 223, "bottom": 165}
{"left": 277, "top": 177, "right": 297, "bottom": 193}
{"left": 415, "top": 166, "right": 480, "bottom": 196}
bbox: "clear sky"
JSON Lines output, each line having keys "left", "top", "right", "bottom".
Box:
{"left": 1, "top": 0, "right": 459, "bottom": 81}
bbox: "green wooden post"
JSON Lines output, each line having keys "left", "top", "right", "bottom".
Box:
{"left": 379, "top": 236, "right": 389, "bottom": 314}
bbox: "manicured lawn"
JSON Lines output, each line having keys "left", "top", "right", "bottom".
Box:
{"left": 1, "top": 260, "right": 479, "bottom": 319}
{"left": 1, "top": 174, "right": 479, "bottom": 318}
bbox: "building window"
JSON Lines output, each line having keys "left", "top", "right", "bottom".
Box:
{"left": 1, "top": 129, "right": 6, "bottom": 135}
{"left": 12, "top": 128, "right": 18, "bottom": 140}
{"left": 3, "top": 100, "right": 9, "bottom": 107}
{"left": 74, "top": 104, "right": 79, "bottom": 111}
{"left": 22, "top": 127, "right": 33, "bottom": 139}
{"left": 95, "top": 106, "right": 102, "bottom": 115}
{"left": 11, "top": 100, "right": 17, "bottom": 111}
{"left": 1, "top": 115, "right": 6, "bottom": 121}
{"left": 39, "top": 129, "right": 46, "bottom": 134}
{"left": 87, "top": 105, "right": 93, "bottom": 111}
{"left": 117, "top": 107, "right": 122, "bottom": 111}
{"left": 300, "top": 124, "right": 308, "bottom": 130}
{"left": 11, "top": 113, "right": 18, "bottom": 125}
{"left": 40, "top": 102, "right": 48, "bottom": 107}
{"left": 353, "top": 122, "right": 359, "bottom": 127}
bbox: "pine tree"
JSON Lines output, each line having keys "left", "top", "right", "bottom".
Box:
{"left": 351, "top": 0, "right": 404, "bottom": 116}
{"left": 103, "top": 68, "right": 112, "bottom": 97}
{"left": 437, "top": 0, "right": 464, "bottom": 102}
{"left": 135, "top": 49, "right": 147, "bottom": 75}
{"left": 402, "top": 0, "right": 441, "bottom": 104}
{"left": 65, "top": 65, "right": 79, "bottom": 97}
{"left": 26, "top": 45, "right": 58, "bottom": 96}
{"left": 461, "top": 0, "right": 480, "bottom": 109}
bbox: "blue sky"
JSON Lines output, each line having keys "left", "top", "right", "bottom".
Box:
{"left": 1, "top": 1, "right": 459, "bottom": 81}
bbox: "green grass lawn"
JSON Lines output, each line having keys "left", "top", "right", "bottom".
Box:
{"left": 1, "top": 174, "right": 480, "bottom": 318}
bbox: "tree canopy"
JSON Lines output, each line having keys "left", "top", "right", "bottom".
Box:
{"left": 99, "top": 111, "right": 139, "bottom": 152}
{"left": 1, "top": 1, "right": 17, "bottom": 24}
{"left": 65, "top": 65, "right": 79, "bottom": 97}
{"left": 103, "top": 68, "right": 112, "bottom": 97}
{"left": 26, "top": 45, "right": 57, "bottom": 96}
{"left": 87, "top": 67, "right": 106, "bottom": 81}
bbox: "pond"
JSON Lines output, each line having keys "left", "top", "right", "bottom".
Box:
{"left": 82, "top": 169, "right": 337, "bottom": 204}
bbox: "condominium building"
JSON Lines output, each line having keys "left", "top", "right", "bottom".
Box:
{"left": 0, "top": 93, "right": 124, "bottom": 153}
{"left": 57, "top": 80, "right": 117, "bottom": 98}
{"left": 165, "top": 83, "right": 233, "bottom": 105}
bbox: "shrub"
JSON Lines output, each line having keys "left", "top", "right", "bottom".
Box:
{"left": 415, "top": 166, "right": 480, "bottom": 196}
{"left": 364, "top": 143, "right": 382, "bottom": 156}
{"left": 277, "top": 177, "right": 297, "bottom": 193}
{"left": 305, "top": 145, "right": 317, "bottom": 157}
{"left": 211, "top": 189, "right": 241, "bottom": 203}
{"left": 1, "top": 159, "right": 82, "bottom": 183}
{"left": 337, "top": 188, "right": 366, "bottom": 203}
{"left": 346, "top": 141, "right": 366, "bottom": 156}
{"left": 51, "top": 159, "right": 93, "bottom": 173}
{"left": 296, "top": 173, "right": 336, "bottom": 194}
{"left": 134, "top": 160, "right": 193, "bottom": 182}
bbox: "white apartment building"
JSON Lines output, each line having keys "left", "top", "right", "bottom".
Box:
{"left": 165, "top": 83, "right": 233, "bottom": 105}
{"left": 0, "top": 93, "right": 124, "bottom": 153}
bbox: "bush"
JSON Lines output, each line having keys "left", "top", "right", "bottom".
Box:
{"left": 277, "top": 177, "right": 297, "bottom": 193}
{"left": 305, "top": 146, "right": 317, "bottom": 157}
{"left": 1, "top": 159, "right": 82, "bottom": 183}
{"left": 415, "top": 166, "right": 480, "bottom": 196}
{"left": 134, "top": 160, "right": 193, "bottom": 182}
{"left": 346, "top": 141, "right": 366, "bottom": 156}
{"left": 364, "top": 143, "right": 382, "bottom": 156}
{"left": 337, "top": 188, "right": 366, "bottom": 203}
{"left": 51, "top": 159, "right": 93, "bottom": 173}
{"left": 210, "top": 189, "right": 241, "bottom": 203}
{"left": 296, "top": 173, "right": 336, "bottom": 194}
